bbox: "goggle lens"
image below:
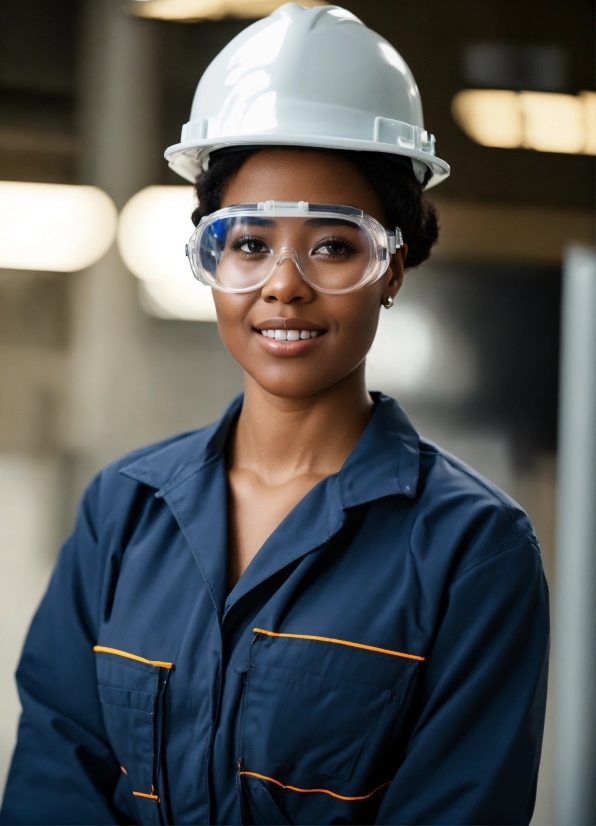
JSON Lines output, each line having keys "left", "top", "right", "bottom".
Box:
{"left": 189, "top": 203, "right": 398, "bottom": 295}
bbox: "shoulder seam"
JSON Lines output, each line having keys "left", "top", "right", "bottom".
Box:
{"left": 422, "top": 444, "right": 517, "bottom": 530}
{"left": 450, "top": 534, "right": 541, "bottom": 585}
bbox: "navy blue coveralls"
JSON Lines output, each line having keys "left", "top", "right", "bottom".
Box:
{"left": 0, "top": 393, "right": 549, "bottom": 825}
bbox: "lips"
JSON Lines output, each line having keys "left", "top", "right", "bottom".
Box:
{"left": 253, "top": 317, "right": 326, "bottom": 355}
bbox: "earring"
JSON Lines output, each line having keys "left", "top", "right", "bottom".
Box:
{"left": 383, "top": 296, "right": 394, "bottom": 309}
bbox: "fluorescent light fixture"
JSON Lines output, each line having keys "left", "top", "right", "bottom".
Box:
{"left": 451, "top": 90, "right": 522, "bottom": 148}
{"left": 118, "top": 185, "right": 217, "bottom": 322}
{"left": 0, "top": 182, "right": 117, "bottom": 272}
{"left": 128, "top": 0, "right": 324, "bottom": 22}
{"left": 452, "top": 89, "right": 596, "bottom": 155}
{"left": 520, "top": 92, "right": 586, "bottom": 154}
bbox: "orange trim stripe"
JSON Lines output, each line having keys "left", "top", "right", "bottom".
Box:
{"left": 252, "top": 628, "right": 424, "bottom": 662}
{"left": 120, "top": 766, "right": 127, "bottom": 774}
{"left": 93, "top": 645, "right": 173, "bottom": 669}
{"left": 132, "top": 791, "right": 160, "bottom": 801}
{"left": 240, "top": 771, "right": 390, "bottom": 802}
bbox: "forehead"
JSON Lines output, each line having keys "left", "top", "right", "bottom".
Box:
{"left": 220, "top": 148, "right": 387, "bottom": 224}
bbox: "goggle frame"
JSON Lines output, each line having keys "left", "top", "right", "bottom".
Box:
{"left": 185, "top": 200, "right": 403, "bottom": 295}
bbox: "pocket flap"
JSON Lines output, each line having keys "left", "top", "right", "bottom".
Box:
{"left": 94, "top": 645, "right": 172, "bottom": 695}
{"left": 251, "top": 628, "right": 422, "bottom": 691}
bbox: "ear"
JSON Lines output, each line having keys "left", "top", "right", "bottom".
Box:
{"left": 382, "top": 244, "right": 408, "bottom": 304}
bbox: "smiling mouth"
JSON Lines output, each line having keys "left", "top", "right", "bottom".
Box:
{"left": 258, "top": 329, "right": 323, "bottom": 341}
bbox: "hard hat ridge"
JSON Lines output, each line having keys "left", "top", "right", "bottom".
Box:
{"left": 281, "top": 3, "right": 362, "bottom": 30}
{"left": 164, "top": 3, "right": 449, "bottom": 189}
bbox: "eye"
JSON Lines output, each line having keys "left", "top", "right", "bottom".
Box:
{"left": 230, "top": 236, "right": 271, "bottom": 255}
{"left": 312, "top": 237, "right": 358, "bottom": 259}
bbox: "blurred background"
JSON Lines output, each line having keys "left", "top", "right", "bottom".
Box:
{"left": 0, "top": 0, "right": 594, "bottom": 822}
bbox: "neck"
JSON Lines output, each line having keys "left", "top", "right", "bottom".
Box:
{"left": 229, "top": 366, "right": 374, "bottom": 484}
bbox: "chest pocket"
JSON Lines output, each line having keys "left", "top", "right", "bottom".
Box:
{"left": 240, "top": 629, "right": 422, "bottom": 784}
{"left": 94, "top": 646, "right": 172, "bottom": 824}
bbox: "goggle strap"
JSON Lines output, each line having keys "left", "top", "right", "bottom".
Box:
{"left": 387, "top": 228, "right": 404, "bottom": 254}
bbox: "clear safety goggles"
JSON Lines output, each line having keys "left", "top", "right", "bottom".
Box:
{"left": 185, "top": 201, "right": 403, "bottom": 295}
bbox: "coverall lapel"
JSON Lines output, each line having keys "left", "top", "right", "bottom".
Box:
{"left": 119, "top": 396, "right": 244, "bottom": 619}
{"left": 159, "top": 460, "right": 230, "bottom": 618}
{"left": 223, "top": 472, "right": 346, "bottom": 616}
{"left": 119, "top": 392, "right": 420, "bottom": 622}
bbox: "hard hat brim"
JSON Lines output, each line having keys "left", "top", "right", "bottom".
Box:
{"left": 164, "top": 136, "right": 450, "bottom": 190}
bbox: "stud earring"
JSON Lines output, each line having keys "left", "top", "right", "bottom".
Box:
{"left": 383, "top": 296, "right": 394, "bottom": 309}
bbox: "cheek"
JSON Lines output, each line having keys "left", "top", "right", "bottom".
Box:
{"left": 213, "top": 291, "right": 255, "bottom": 358}
{"left": 332, "top": 288, "right": 382, "bottom": 357}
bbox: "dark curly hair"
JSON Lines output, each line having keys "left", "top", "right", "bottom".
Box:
{"left": 192, "top": 146, "right": 439, "bottom": 269}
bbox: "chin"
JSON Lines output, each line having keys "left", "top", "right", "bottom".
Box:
{"left": 247, "top": 360, "right": 366, "bottom": 400}
{"left": 247, "top": 370, "right": 334, "bottom": 399}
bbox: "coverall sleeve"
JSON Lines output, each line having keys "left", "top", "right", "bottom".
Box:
{"left": 375, "top": 537, "right": 550, "bottom": 826}
{"left": 0, "top": 475, "right": 127, "bottom": 825}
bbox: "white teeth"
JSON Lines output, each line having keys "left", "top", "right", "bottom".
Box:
{"left": 260, "top": 329, "right": 322, "bottom": 340}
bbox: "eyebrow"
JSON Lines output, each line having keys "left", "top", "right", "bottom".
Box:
{"left": 227, "top": 217, "right": 358, "bottom": 230}
{"left": 304, "top": 218, "right": 359, "bottom": 229}
{"left": 230, "top": 217, "right": 276, "bottom": 228}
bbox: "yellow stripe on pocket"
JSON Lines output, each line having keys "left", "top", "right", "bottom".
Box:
{"left": 93, "top": 645, "right": 173, "bottom": 669}
{"left": 252, "top": 628, "right": 424, "bottom": 661}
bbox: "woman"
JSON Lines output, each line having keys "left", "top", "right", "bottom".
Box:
{"left": 1, "top": 5, "right": 548, "bottom": 825}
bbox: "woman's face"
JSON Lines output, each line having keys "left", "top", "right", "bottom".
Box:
{"left": 213, "top": 149, "right": 405, "bottom": 399}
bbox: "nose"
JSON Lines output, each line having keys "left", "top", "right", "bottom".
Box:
{"left": 260, "top": 253, "right": 315, "bottom": 305}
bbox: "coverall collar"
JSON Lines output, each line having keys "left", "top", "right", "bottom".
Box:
{"left": 120, "top": 391, "right": 419, "bottom": 504}
{"left": 119, "top": 392, "right": 419, "bottom": 617}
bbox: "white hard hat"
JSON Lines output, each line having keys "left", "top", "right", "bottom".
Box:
{"left": 164, "top": 3, "right": 450, "bottom": 189}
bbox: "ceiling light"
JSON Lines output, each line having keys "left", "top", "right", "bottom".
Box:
{"left": 520, "top": 92, "right": 586, "bottom": 153}
{"left": 118, "top": 185, "right": 217, "bottom": 322}
{"left": 128, "top": 0, "right": 324, "bottom": 22}
{"left": 0, "top": 182, "right": 117, "bottom": 272}
{"left": 452, "top": 89, "right": 596, "bottom": 155}
{"left": 451, "top": 89, "right": 522, "bottom": 148}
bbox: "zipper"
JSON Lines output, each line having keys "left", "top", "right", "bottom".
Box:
{"left": 206, "top": 621, "right": 224, "bottom": 824}
{"left": 154, "top": 668, "right": 171, "bottom": 825}
{"left": 234, "top": 656, "right": 253, "bottom": 824}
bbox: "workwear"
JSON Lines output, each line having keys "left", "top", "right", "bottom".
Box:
{"left": 0, "top": 394, "right": 548, "bottom": 825}
{"left": 164, "top": 4, "right": 450, "bottom": 189}
{"left": 186, "top": 200, "right": 403, "bottom": 294}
